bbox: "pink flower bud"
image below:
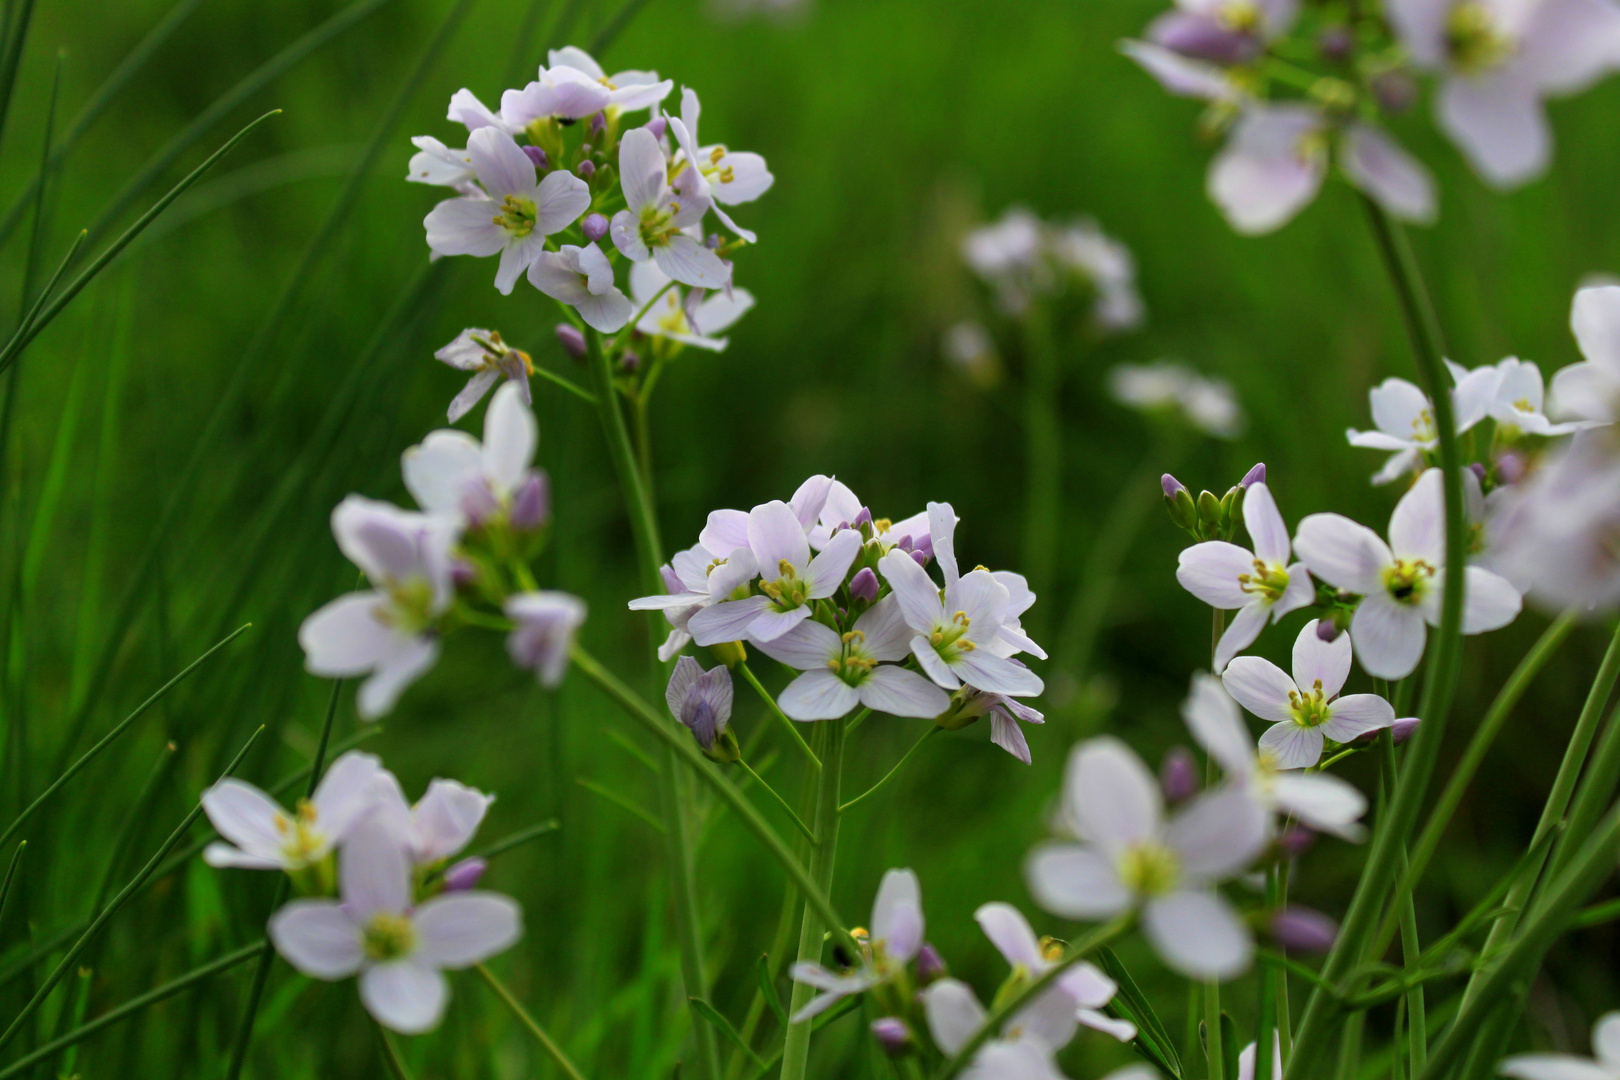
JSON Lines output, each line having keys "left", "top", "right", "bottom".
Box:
{"left": 1239, "top": 462, "right": 1266, "bottom": 489}
{"left": 1497, "top": 451, "right": 1526, "bottom": 484}
{"left": 521, "top": 145, "right": 547, "bottom": 169}
{"left": 590, "top": 112, "right": 607, "bottom": 136}
{"left": 619, "top": 350, "right": 641, "bottom": 373}
{"left": 1391, "top": 717, "right": 1420, "bottom": 745}
{"left": 451, "top": 559, "right": 478, "bottom": 588}
{"left": 871, "top": 1017, "right": 911, "bottom": 1056}
{"left": 578, "top": 160, "right": 596, "bottom": 178}
{"left": 582, "top": 213, "right": 610, "bottom": 243}
{"left": 1271, "top": 906, "right": 1338, "bottom": 953}
{"left": 1162, "top": 473, "right": 1188, "bottom": 498}
{"left": 1316, "top": 618, "right": 1343, "bottom": 642}
{"left": 443, "top": 857, "right": 487, "bottom": 892}
{"left": 1371, "top": 69, "right": 1419, "bottom": 114}
{"left": 555, "top": 323, "right": 587, "bottom": 359}
{"left": 1160, "top": 745, "right": 1198, "bottom": 804}
{"left": 1148, "top": 10, "right": 1261, "bottom": 64}
{"left": 915, "top": 943, "right": 947, "bottom": 985}
{"left": 511, "top": 472, "right": 551, "bottom": 531}
{"left": 1316, "top": 25, "right": 1354, "bottom": 62}
{"left": 1278, "top": 824, "right": 1316, "bottom": 859}
{"left": 645, "top": 117, "right": 667, "bottom": 140}
{"left": 850, "top": 567, "right": 879, "bottom": 604}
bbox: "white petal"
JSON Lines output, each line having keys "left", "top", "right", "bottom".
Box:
{"left": 310, "top": 751, "right": 385, "bottom": 842}
{"left": 1291, "top": 619, "right": 1352, "bottom": 699}
{"left": 654, "top": 234, "right": 731, "bottom": 289}
{"left": 1517, "top": 0, "right": 1620, "bottom": 94}
{"left": 1119, "top": 39, "right": 1238, "bottom": 100}
{"left": 1065, "top": 737, "right": 1163, "bottom": 854}
{"left": 535, "top": 169, "right": 591, "bottom": 235}
{"left": 1350, "top": 593, "right": 1427, "bottom": 679}
{"left": 340, "top": 820, "right": 412, "bottom": 919}
{"left": 269, "top": 901, "right": 363, "bottom": 979}
{"left": 1059, "top": 962, "right": 1118, "bottom": 1009}
{"left": 617, "top": 127, "right": 666, "bottom": 210}
{"left": 1497, "top": 1055, "right": 1616, "bottom": 1080}
{"left": 610, "top": 209, "right": 650, "bottom": 262}
{"left": 929, "top": 501, "right": 959, "bottom": 588}
{"left": 1322, "top": 694, "right": 1396, "bottom": 743}
{"left": 749, "top": 500, "right": 810, "bottom": 572}
{"left": 853, "top": 595, "right": 915, "bottom": 661}
{"left": 752, "top": 619, "right": 841, "bottom": 670}
{"left": 923, "top": 979, "right": 988, "bottom": 1056}
{"left": 413, "top": 892, "right": 522, "bottom": 967}
{"left": 1177, "top": 542, "right": 1259, "bottom": 609}
{"left": 912, "top": 639, "right": 963, "bottom": 690}
{"left": 201, "top": 780, "right": 290, "bottom": 864}
{"left": 298, "top": 592, "right": 400, "bottom": 676}
{"left": 746, "top": 605, "right": 813, "bottom": 643}
{"left": 871, "top": 868, "right": 924, "bottom": 961}
{"left": 1341, "top": 124, "right": 1437, "bottom": 224}
{"left": 973, "top": 902, "right": 1044, "bottom": 969}
{"left": 1294, "top": 513, "right": 1393, "bottom": 593}
{"left": 1181, "top": 673, "right": 1256, "bottom": 779}
{"left": 1271, "top": 772, "right": 1368, "bottom": 841}
{"left": 1168, "top": 785, "right": 1269, "bottom": 882}
{"left": 1207, "top": 105, "right": 1327, "bottom": 235}
{"left": 412, "top": 779, "right": 494, "bottom": 863}
{"left": 1026, "top": 842, "right": 1132, "bottom": 919}
{"left": 1455, "top": 566, "right": 1522, "bottom": 634}
{"left": 1573, "top": 285, "right": 1620, "bottom": 381}
{"left": 466, "top": 127, "right": 535, "bottom": 199}
{"left": 1215, "top": 600, "right": 1271, "bottom": 673}
{"left": 1243, "top": 483, "right": 1291, "bottom": 565}
{"left": 1141, "top": 890, "right": 1254, "bottom": 980}
{"left": 1221, "top": 657, "right": 1297, "bottom": 724}
{"left": 1389, "top": 468, "right": 1445, "bottom": 564}
{"left": 880, "top": 550, "right": 946, "bottom": 633}
{"left": 1437, "top": 72, "right": 1550, "bottom": 188}
{"left": 357, "top": 636, "right": 440, "bottom": 720}
{"left": 424, "top": 196, "right": 506, "bottom": 258}
{"left": 688, "top": 596, "right": 772, "bottom": 646}
{"left": 777, "top": 669, "right": 861, "bottom": 720}
{"left": 858, "top": 666, "right": 951, "bottom": 719}
{"left": 482, "top": 382, "right": 537, "bottom": 494}
{"left": 1385, "top": 0, "right": 1450, "bottom": 64}
{"left": 1368, "top": 377, "right": 1432, "bottom": 440}
{"left": 1273, "top": 563, "right": 1316, "bottom": 620}
{"left": 804, "top": 529, "right": 862, "bottom": 598}
{"left": 1258, "top": 721, "right": 1325, "bottom": 769}
{"left": 361, "top": 961, "right": 449, "bottom": 1034}
{"left": 447, "top": 370, "right": 499, "bottom": 423}
{"left": 1078, "top": 1009, "right": 1139, "bottom": 1043}
{"left": 203, "top": 843, "right": 281, "bottom": 870}
{"left": 951, "top": 650, "right": 1042, "bottom": 697}
{"left": 402, "top": 431, "right": 482, "bottom": 515}
{"left": 989, "top": 711, "right": 1033, "bottom": 764}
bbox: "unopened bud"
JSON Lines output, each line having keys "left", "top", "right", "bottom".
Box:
{"left": 1197, "top": 489, "right": 1223, "bottom": 534}
{"left": 1148, "top": 10, "right": 1261, "bottom": 64}
{"left": 1316, "top": 618, "right": 1342, "bottom": 642}
{"left": 705, "top": 233, "right": 724, "bottom": 250}
{"left": 1316, "top": 25, "right": 1354, "bottom": 63}
{"left": 1278, "top": 824, "right": 1316, "bottom": 859}
{"left": 590, "top": 112, "right": 607, "bottom": 136}
{"left": 619, "top": 350, "right": 641, "bottom": 373}
{"left": 1239, "top": 462, "right": 1266, "bottom": 489}
{"left": 582, "top": 213, "right": 610, "bottom": 243}
{"left": 555, "top": 323, "right": 587, "bottom": 359}
{"left": 451, "top": 559, "right": 478, "bottom": 589}
{"left": 1371, "top": 69, "right": 1419, "bottom": 114}
{"left": 1468, "top": 462, "right": 1487, "bottom": 482}
{"left": 1165, "top": 479, "right": 1198, "bottom": 532}
{"left": 443, "top": 857, "right": 487, "bottom": 892}
{"left": 578, "top": 159, "right": 596, "bottom": 178}
{"left": 710, "top": 640, "right": 748, "bottom": 668}
{"left": 1271, "top": 906, "right": 1338, "bottom": 953}
{"left": 1391, "top": 716, "right": 1420, "bottom": 745}
{"left": 1161, "top": 745, "right": 1199, "bottom": 804}
{"left": 511, "top": 472, "right": 551, "bottom": 531}
{"left": 910, "top": 549, "right": 929, "bottom": 569}
{"left": 1497, "top": 451, "right": 1526, "bottom": 484}
{"left": 871, "top": 1017, "right": 911, "bottom": 1056}
{"left": 850, "top": 567, "right": 880, "bottom": 604}
{"left": 1162, "top": 473, "right": 1188, "bottom": 499}
{"left": 522, "top": 144, "right": 548, "bottom": 170}
{"left": 645, "top": 117, "right": 667, "bottom": 140}
{"left": 915, "top": 943, "right": 947, "bottom": 985}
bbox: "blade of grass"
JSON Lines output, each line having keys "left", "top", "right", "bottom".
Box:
{"left": 469, "top": 819, "right": 561, "bottom": 861}
{"left": 0, "top": 0, "right": 36, "bottom": 155}
{"left": 90, "top": 742, "right": 176, "bottom": 911}
{"left": 477, "top": 964, "right": 590, "bottom": 1080}
{"left": 0, "top": 723, "right": 265, "bottom": 1053}
{"left": 692, "top": 998, "right": 767, "bottom": 1072}
{"left": 578, "top": 777, "right": 667, "bottom": 834}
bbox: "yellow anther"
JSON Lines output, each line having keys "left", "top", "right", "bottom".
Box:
{"left": 709, "top": 146, "right": 725, "bottom": 165}
{"left": 841, "top": 630, "right": 865, "bottom": 644}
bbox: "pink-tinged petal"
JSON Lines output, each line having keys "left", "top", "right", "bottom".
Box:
{"left": 448, "top": 370, "right": 500, "bottom": 423}
{"left": 535, "top": 169, "right": 591, "bottom": 234}
{"left": 482, "top": 382, "right": 537, "bottom": 493}
{"left": 527, "top": 250, "right": 592, "bottom": 305}
{"left": 871, "top": 868, "right": 924, "bottom": 961}
{"left": 1273, "top": 563, "right": 1316, "bottom": 620}
{"left": 699, "top": 509, "right": 751, "bottom": 558}
{"left": 269, "top": 900, "right": 362, "bottom": 979}
{"left": 858, "top": 666, "right": 951, "bottom": 719}
{"left": 1369, "top": 377, "right": 1433, "bottom": 439}
{"left": 654, "top": 234, "right": 731, "bottom": 289}
{"left": 1221, "top": 657, "right": 1297, "bottom": 724}
{"left": 989, "top": 710, "right": 1033, "bottom": 764}
{"left": 201, "top": 780, "right": 289, "bottom": 863}
{"left": 1078, "top": 1009, "right": 1139, "bottom": 1042}
{"left": 1573, "top": 285, "right": 1620, "bottom": 381}
{"left": 788, "top": 474, "right": 834, "bottom": 530}
{"left": 548, "top": 45, "right": 606, "bottom": 79}
{"left": 746, "top": 605, "right": 813, "bottom": 643}
{"left": 424, "top": 196, "right": 507, "bottom": 257}
{"left": 1010, "top": 986, "right": 1080, "bottom": 1051}
{"left": 466, "top": 127, "right": 535, "bottom": 199}
{"left": 1518, "top": 0, "right": 1620, "bottom": 93}
{"left": 1119, "top": 39, "right": 1237, "bottom": 100}
{"left": 880, "top": 551, "right": 946, "bottom": 633}
{"left": 618, "top": 127, "right": 667, "bottom": 210}
{"left": 607, "top": 78, "right": 673, "bottom": 111}
{"left": 1207, "top": 105, "right": 1327, "bottom": 235}
{"left": 805, "top": 529, "right": 862, "bottom": 598}
{"left": 402, "top": 431, "right": 482, "bottom": 515}
{"left": 413, "top": 892, "right": 522, "bottom": 967}
{"left": 310, "top": 751, "right": 385, "bottom": 841}
{"left": 951, "top": 649, "right": 1042, "bottom": 697}
{"left": 1025, "top": 842, "right": 1132, "bottom": 919}
{"left": 493, "top": 232, "right": 542, "bottom": 295}
{"left": 688, "top": 595, "right": 772, "bottom": 646}
{"left": 753, "top": 620, "right": 840, "bottom": 670}
{"left": 1177, "top": 541, "right": 1259, "bottom": 609}
{"left": 361, "top": 961, "right": 448, "bottom": 1035}
{"left": 1436, "top": 72, "right": 1550, "bottom": 188}
{"left": 412, "top": 779, "right": 494, "bottom": 863}
{"left": 1168, "top": 786, "right": 1269, "bottom": 882}
{"left": 1181, "top": 673, "right": 1256, "bottom": 780}
{"left": 1243, "top": 483, "right": 1291, "bottom": 565}
{"left": 1291, "top": 619, "right": 1352, "bottom": 699}
{"left": 911, "top": 639, "right": 962, "bottom": 690}
{"left": 1350, "top": 593, "right": 1426, "bottom": 679}
{"left": 974, "top": 901, "right": 1043, "bottom": 969}
{"left": 1059, "top": 961, "right": 1118, "bottom": 1009}
{"left": 1390, "top": 468, "right": 1445, "bottom": 565}
{"left": 706, "top": 547, "right": 761, "bottom": 599}
{"left": 298, "top": 592, "right": 398, "bottom": 676}
{"left": 922, "top": 979, "right": 988, "bottom": 1056}
{"left": 708, "top": 200, "right": 757, "bottom": 244}
{"left": 1321, "top": 694, "right": 1395, "bottom": 743}
{"left": 357, "top": 636, "right": 440, "bottom": 720}
{"left": 1143, "top": 890, "right": 1253, "bottom": 980}
{"left": 749, "top": 500, "right": 811, "bottom": 573}
{"left": 341, "top": 820, "right": 413, "bottom": 919}
{"left": 1271, "top": 772, "right": 1368, "bottom": 841}
{"left": 447, "top": 88, "right": 507, "bottom": 133}
{"left": 1066, "top": 736, "right": 1162, "bottom": 853}
{"left": 1385, "top": 0, "right": 1450, "bottom": 64}
{"left": 610, "top": 209, "right": 650, "bottom": 261}
{"left": 949, "top": 570, "right": 1011, "bottom": 636}
{"left": 1294, "top": 513, "right": 1393, "bottom": 593}
{"left": 573, "top": 287, "right": 633, "bottom": 334}
{"left": 777, "top": 669, "right": 861, "bottom": 720}
{"left": 1342, "top": 124, "right": 1437, "bottom": 225}
{"left": 853, "top": 595, "right": 914, "bottom": 661}
{"left": 928, "top": 501, "right": 959, "bottom": 588}
{"left": 1456, "top": 565, "right": 1522, "bottom": 633}
{"left": 1215, "top": 600, "right": 1270, "bottom": 673}
{"left": 203, "top": 843, "right": 281, "bottom": 869}
{"left": 1259, "top": 721, "right": 1325, "bottom": 769}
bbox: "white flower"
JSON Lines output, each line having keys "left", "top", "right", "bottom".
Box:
{"left": 1295, "top": 469, "right": 1522, "bottom": 678}
{"left": 789, "top": 868, "right": 923, "bottom": 1021}
{"left": 527, "top": 242, "right": 633, "bottom": 333}
{"left": 1500, "top": 1010, "right": 1620, "bottom": 1079}
{"left": 1474, "top": 355, "right": 1589, "bottom": 436}
{"left": 403, "top": 381, "right": 539, "bottom": 527}
{"left": 629, "top": 260, "right": 755, "bottom": 351}
{"left": 499, "top": 48, "right": 673, "bottom": 127}
{"left": 370, "top": 772, "right": 494, "bottom": 868}
{"left": 922, "top": 980, "right": 1077, "bottom": 1080}
{"left": 201, "top": 751, "right": 383, "bottom": 871}
{"left": 422, "top": 127, "right": 591, "bottom": 295}
{"left": 1488, "top": 433, "right": 1620, "bottom": 610}
{"left": 268, "top": 820, "right": 521, "bottom": 1033}
{"left": 433, "top": 328, "right": 533, "bottom": 423}
{"left": 445, "top": 88, "right": 512, "bottom": 135}
{"left": 686, "top": 501, "right": 861, "bottom": 645}
{"left": 667, "top": 87, "right": 772, "bottom": 241}
{"left": 698, "top": 475, "right": 835, "bottom": 557}
{"left": 1050, "top": 220, "right": 1145, "bottom": 332}
{"left": 298, "top": 498, "right": 458, "bottom": 719}
{"left": 406, "top": 136, "right": 476, "bottom": 193}
{"left": 610, "top": 126, "right": 730, "bottom": 288}
{"left": 947, "top": 687, "right": 1048, "bottom": 765}
{"left": 1176, "top": 481, "right": 1315, "bottom": 671}
{"left": 925, "top": 501, "right": 1045, "bottom": 662}
{"left": 1026, "top": 736, "right": 1268, "bottom": 980}
{"left": 629, "top": 541, "right": 761, "bottom": 659}
{"left": 1221, "top": 620, "right": 1395, "bottom": 769}
{"left": 752, "top": 596, "right": 951, "bottom": 720}
{"left": 1347, "top": 370, "right": 1500, "bottom": 485}
{"left": 1185, "top": 672, "right": 1371, "bottom": 839}
{"left": 505, "top": 591, "right": 587, "bottom": 687}
{"left": 805, "top": 480, "right": 931, "bottom": 553}
{"left": 1109, "top": 361, "right": 1245, "bottom": 439}
{"left": 546, "top": 46, "right": 672, "bottom": 114}
{"left": 1120, "top": 39, "right": 1248, "bottom": 103}
{"left": 1549, "top": 284, "right": 1620, "bottom": 425}
{"left": 974, "top": 902, "right": 1136, "bottom": 1043}
{"left": 1387, "top": 0, "right": 1620, "bottom": 187}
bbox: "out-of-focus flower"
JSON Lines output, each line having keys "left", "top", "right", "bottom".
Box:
{"left": 1489, "top": 432, "right": 1620, "bottom": 610}
{"left": 1222, "top": 620, "right": 1396, "bottom": 769}
{"left": 202, "top": 752, "right": 383, "bottom": 871}
{"left": 1238, "top": 1034, "right": 1285, "bottom": 1080}
{"left": 299, "top": 497, "right": 459, "bottom": 719}
{"left": 1457, "top": 355, "right": 1590, "bottom": 437}
{"left": 370, "top": 772, "right": 494, "bottom": 868}
{"left": 1269, "top": 907, "right": 1339, "bottom": 953}
{"left": 611, "top": 127, "right": 730, "bottom": 288}
{"left": 1026, "top": 736, "right": 1268, "bottom": 979}
{"left": 1109, "top": 361, "right": 1245, "bottom": 438}
{"left": 1550, "top": 285, "right": 1620, "bottom": 425}
{"left": 1387, "top": 0, "right": 1620, "bottom": 187}
{"left": 961, "top": 209, "right": 1144, "bottom": 331}
{"left": 665, "top": 656, "right": 736, "bottom": 754}
{"left": 1050, "top": 220, "right": 1145, "bottom": 331}
{"left": 403, "top": 382, "right": 541, "bottom": 529}
{"left": 528, "top": 242, "right": 634, "bottom": 333}
{"left": 544, "top": 46, "right": 672, "bottom": 114}
{"left": 790, "top": 868, "right": 923, "bottom": 1020}
{"left": 433, "top": 328, "right": 533, "bottom": 423}
{"left": 1296, "top": 469, "right": 1522, "bottom": 678}
{"left": 505, "top": 591, "right": 587, "bottom": 687}
{"left": 1501, "top": 1011, "right": 1620, "bottom": 1079}
{"left": 629, "top": 261, "right": 755, "bottom": 351}
{"left": 268, "top": 821, "right": 521, "bottom": 1033}
{"left": 943, "top": 320, "right": 1001, "bottom": 387}
{"left": 1177, "top": 481, "right": 1316, "bottom": 670}
{"left": 423, "top": 127, "right": 590, "bottom": 295}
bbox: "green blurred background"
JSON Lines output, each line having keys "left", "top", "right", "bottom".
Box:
{"left": 2, "top": 0, "right": 1619, "bottom": 1074}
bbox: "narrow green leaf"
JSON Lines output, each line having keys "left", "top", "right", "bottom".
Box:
{"left": 1220, "top": 1011, "right": 1240, "bottom": 1080}
{"left": 690, "top": 998, "right": 765, "bottom": 1070}
{"left": 756, "top": 954, "right": 788, "bottom": 1030}
{"left": 470, "top": 819, "right": 562, "bottom": 862}
{"left": 0, "top": 0, "right": 37, "bottom": 155}
{"left": 1096, "top": 946, "right": 1182, "bottom": 1077}
{"left": 578, "top": 777, "right": 666, "bottom": 834}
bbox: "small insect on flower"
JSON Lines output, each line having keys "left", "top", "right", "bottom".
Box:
{"left": 434, "top": 328, "right": 534, "bottom": 423}
{"left": 269, "top": 821, "right": 521, "bottom": 1034}
{"left": 201, "top": 751, "right": 384, "bottom": 874}
{"left": 790, "top": 868, "right": 925, "bottom": 1021}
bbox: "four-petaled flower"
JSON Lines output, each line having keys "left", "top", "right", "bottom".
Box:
{"left": 433, "top": 328, "right": 533, "bottom": 423}
{"left": 370, "top": 771, "right": 495, "bottom": 869}
{"left": 201, "top": 751, "right": 384, "bottom": 871}
{"left": 403, "top": 381, "right": 541, "bottom": 529}
{"left": 628, "top": 261, "right": 756, "bottom": 351}
{"left": 610, "top": 126, "right": 730, "bottom": 288}
{"left": 665, "top": 655, "right": 736, "bottom": 752}
{"left": 789, "top": 868, "right": 924, "bottom": 1021}
{"left": 528, "top": 242, "right": 634, "bottom": 333}
{"left": 667, "top": 87, "right": 773, "bottom": 241}
{"left": 505, "top": 591, "right": 588, "bottom": 687}
{"left": 1347, "top": 370, "right": 1498, "bottom": 484}
{"left": 974, "top": 902, "right": 1136, "bottom": 1043}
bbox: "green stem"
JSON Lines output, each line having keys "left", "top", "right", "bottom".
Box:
{"left": 1378, "top": 731, "right": 1426, "bottom": 1077}
{"left": 779, "top": 716, "right": 847, "bottom": 1080}
{"left": 738, "top": 662, "right": 820, "bottom": 770}
{"left": 1542, "top": 635, "right": 1620, "bottom": 887}
{"left": 478, "top": 963, "right": 589, "bottom": 1080}
{"left": 1286, "top": 193, "right": 1470, "bottom": 1080}
{"left": 1255, "top": 866, "right": 1279, "bottom": 1080}
{"left": 840, "top": 728, "right": 937, "bottom": 813}
{"left": 737, "top": 758, "right": 815, "bottom": 842}
{"left": 1206, "top": 976, "right": 1225, "bottom": 1080}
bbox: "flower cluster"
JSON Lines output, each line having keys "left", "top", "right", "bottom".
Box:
{"left": 201, "top": 752, "right": 520, "bottom": 1032}
{"left": 1111, "top": 361, "right": 1246, "bottom": 439}
{"left": 411, "top": 45, "right": 772, "bottom": 338}
{"left": 961, "top": 208, "right": 1144, "bottom": 330}
{"left": 298, "top": 381, "right": 585, "bottom": 717}
{"left": 632, "top": 477, "right": 1050, "bottom": 761}
{"left": 1123, "top": 0, "right": 1620, "bottom": 233}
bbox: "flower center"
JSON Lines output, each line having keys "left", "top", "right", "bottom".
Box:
{"left": 1237, "top": 559, "right": 1291, "bottom": 602}
{"left": 1119, "top": 843, "right": 1179, "bottom": 897}
{"left": 758, "top": 560, "right": 809, "bottom": 610}
{"left": 826, "top": 630, "right": 878, "bottom": 686}
{"left": 1383, "top": 558, "right": 1436, "bottom": 605}
{"left": 492, "top": 194, "right": 538, "bottom": 237}
{"left": 1219, "top": 0, "right": 1263, "bottom": 32}
{"left": 1288, "top": 681, "right": 1333, "bottom": 728}
{"left": 273, "top": 800, "right": 326, "bottom": 867}
{"left": 1445, "top": 1, "right": 1514, "bottom": 73}
{"left": 638, "top": 202, "right": 682, "bottom": 248}
{"left": 363, "top": 912, "right": 416, "bottom": 962}
{"left": 928, "top": 611, "right": 976, "bottom": 658}
{"left": 1410, "top": 407, "right": 1438, "bottom": 443}
{"left": 377, "top": 578, "right": 438, "bottom": 635}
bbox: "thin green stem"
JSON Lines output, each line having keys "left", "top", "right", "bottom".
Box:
{"left": 1206, "top": 976, "right": 1225, "bottom": 1080}
{"left": 738, "top": 662, "right": 819, "bottom": 770}
{"left": 738, "top": 758, "right": 815, "bottom": 842}
{"left": 780, "top": 716, "right": 846, "bottom": 1080}
{"left": 1255, "top": 866, "right": 1279, "bottom": 1080}
{"left": 469, "top": 819, "right": 561, "bottom": 861}
{"left": 477, "top": 964, "right": 589, "bottom": 1080}
{"left": 377, "top": 1021, "right": 416, "bottom": 1080}
{"left": 530, "top": 362, "right": 597, "bottom": 404}
{"left": 844, "top": 708, "right": 873, "bottom": 737}
{"left": 1378, "top": 731, "right": 1426, "bottom": 1077}
{"left": 840, "top": 728, "right": 937, "bottom": 813}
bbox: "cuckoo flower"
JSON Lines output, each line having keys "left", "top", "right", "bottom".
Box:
{"left": 445, "top": 88, "right": 512, "bottom": 135}
{"left": 545, "top": 46, "right": 672, "bottom": 114}
{"left": 1050, "top": 219, "right": 1145, "bottom": 332}
{"left": 611, "top": 126, "right": 730, "bottom": 288}
{"left": 752, "top": 596, "right": 951, "bottom": 720}
{"left": 974, "top": 903, "right": 1136, "bottom": 1043}
{"left": 789, "top": 868, "right": 924, "bottom": 1021}
{"left": 687, "top": 501, "right": 861, "bottom": 645}
{"left": 433, "top": 328, "right": 533, "bottom": 423}
{"left": 1347, "top": 371, "right": 1500, "bottom": 484}
{"left": 505, "top": 591, "right": 587, "bottom": 687}
{"left": 268, "top": 821, "right": 521, "bottom": 1034}
{"left": 1121, "top": 39, "right": 1248, "bottom": 103}
{"left": 202, "top": 751, "right": 383, "bottom": 871}
{"left": 1500, "top": 1011, "right": 1620, "bottom": 1080}
{"left": 406, "top": 136, "right": 476, "bottom": 193}
{"left": 629, "top": 542, "right": 761, "bottom": 659}
{"left": 1474, "top": 355, "right": 1589, "bottom": 436}
{"left": 697, "top": 475, "right": 836, "bottom": 558}
{"left": 665, "top": 655, "right": 736, "bottom": 753}
{"left": 668, "top": 88, "right": 773, "bottom": 241}
{"left": 1295, "top": 469, "right": 1522, "bottom": 678}
{"left": 1109, "top": 361, "right": 1245, "bottom": 438}
{"left": 1550, "top": 284, "right": 1620, "bottom": 425}
{"left": 528, "top": 242, "right": 633, "bottom": 333}
{"left": 944, "top": 686, "right": 1047, "bottom": 765}
{"left": 1488, "top": 433, "right": 1620, "bottom": 610}
{"left": 1026, "top": 736, "right": 1268, "bottom": 979}
{"left": 1183, "top": 672, "right": 1370, "bottom": 838}
{"left": 1221, "top": 620, "right": 1395, "bottom": 769}
{"left": 1149, "top": 0, "right": 1299, "bottom": 59}
{"left": 403, "top": 382, "right": 539, "bottom": 528}
{"left": 370, "top": 773, "right": 494, "bottom": 869}
{"left": 298, "top": 497, "right": 458, "bottom": 719}
{"left": 922, "top": 980, "right": 1096, "bottom": 1080}
{"left": 1387, "top": 0, "right": 1620, "bottom": 187}
{"left": 1177, "top": 480, "right": 1315, "bottom": 670}
{"left": 629, "top": 261, "right": 755, "bottom": 351}
{"left": 926, "top": 501, "right": 1044, "bottom": 661}
{"left": 422, "top": 127, "right": 591, "bottom": 295}
{"left": 806, "top": 480, "right": 932, "bottom": 554}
